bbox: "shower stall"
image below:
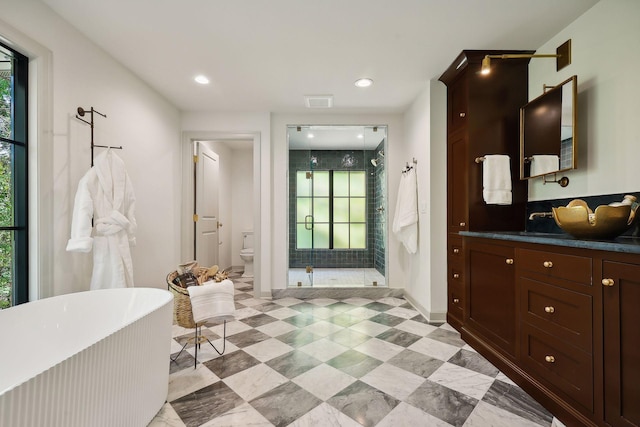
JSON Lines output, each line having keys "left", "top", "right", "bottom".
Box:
{"left": 287, "top": 125, "right": 387, "bottom": 287}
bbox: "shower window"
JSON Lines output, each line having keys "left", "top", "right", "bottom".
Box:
{"left": 296, "top": 170, "right": 366, "bottom": 249}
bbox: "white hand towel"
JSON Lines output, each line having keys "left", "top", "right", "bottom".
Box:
{"left": 482, "top": 155, "right": 512, "bottom": 205}
{"left": 393, "top": 168, "right": 418, "bottom": 254}
{"left": 187, "top": 279, "right": 236, "bottom": 323}
{"left": 530, "top": 155, "right": 559, "bottom": 177}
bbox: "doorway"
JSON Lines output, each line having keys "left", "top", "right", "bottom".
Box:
{"left": 287, "top": 125, "right": 387, "bottom": 287}
{"left": 181, "top": 132, "right": 260, "bottom": 293}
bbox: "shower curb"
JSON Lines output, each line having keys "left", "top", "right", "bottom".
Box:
{"left": 272, "top": 287, "right": 403, "bottom": 300}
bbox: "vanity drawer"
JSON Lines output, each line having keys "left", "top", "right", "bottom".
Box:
{"left": 521, "top": 323, "right": 593, "bottom": 412}
{"left": 448, "top": 280, "right": 464, "bottom": 319}
{"left": 518, "top": 248, "right": 592, "bottom": 285}
{"left": 448, "top": 236, "right": 464, "bottom": 260}
{"left": 520, "top": 276, "right": 592, "bottom": 352}
{"left": 448, "top": 262, "right": 464, "bottom": 285}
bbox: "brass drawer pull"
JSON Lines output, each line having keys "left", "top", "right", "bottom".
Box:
{"left": 545, "top": 355, "right": 556, "bottom": 363}
{"left": 453, "top": 248, "right": 460, "bottom": 254}
{"left": 544, "top": 306, "right": 555, "bottom": 314}
{"left": 453, "top": 273, "right": 460, "bottom": 279}
{"left": 459, "top": 222, "right": 466, "bottom": 227}
{"left": 459, "top": 112, "right": 466, "bottom": 118}
{"left": 453, "top": 298, "right": 460, "bottom": 304}
{"left": 602, "top": 278, "right": 615, "bottom": 287}
{"left": 543, "top": 261, "right": 553, "bottom": 268}
{"left": 505, "top": 258, "right": 514, "bottom": 265}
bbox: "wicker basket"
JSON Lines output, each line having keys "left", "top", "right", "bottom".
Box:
{"left": 167, "top": 268, "right": 209, "bottom": 329}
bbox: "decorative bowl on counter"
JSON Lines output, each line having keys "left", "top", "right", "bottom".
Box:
{"left": 552, "top": 198, "right": 637, "bottom": 240}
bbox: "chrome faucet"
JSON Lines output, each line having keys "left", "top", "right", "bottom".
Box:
{"left": 528, "top": 212, "right": 554, "bottom": 220}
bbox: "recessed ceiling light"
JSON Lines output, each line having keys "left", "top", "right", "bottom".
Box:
{"left": 307, "top": 133, "right": 314, "bottom": 139}
{"left": 354, "top": 78, "right": 373, "bottom": 88}
{"left": 194, "top": 75, "right": 210, "bottom": 85}
{"left": 357, "top": 134, "right": 363, "bottom": 139}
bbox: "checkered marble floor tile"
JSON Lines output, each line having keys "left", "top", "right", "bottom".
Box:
{"left": 149, "top": 270, "right": 554, "bottom": 427}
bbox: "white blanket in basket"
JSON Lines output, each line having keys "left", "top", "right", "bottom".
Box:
{"left": 187, "top": 279, "right": 236, "bottom": 323}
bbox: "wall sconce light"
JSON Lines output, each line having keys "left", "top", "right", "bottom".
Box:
{"left": 481, "top": 39, "right": 571, "bottom": 75}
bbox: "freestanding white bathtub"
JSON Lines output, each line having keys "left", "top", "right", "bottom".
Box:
{"left": 0, "top": 287, "right": 173, "bottom": 427}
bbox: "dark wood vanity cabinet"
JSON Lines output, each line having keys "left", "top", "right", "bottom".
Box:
{"left": 602, "top": 258, "right": 640, "bottom": 427}
{"left": 441, "top": 50, "right": 640, "bottom": 425}
{"left": 440, "top": 50, "right": 531, "bottom": 329}
{"left": 462, "top": 235, "right": 640, "bottom": 427}
{"left": 466, "top": 239, "right": 517, "bottom": 358}
{"left": 518, "top": 248, "right": 595, "bottom": 415}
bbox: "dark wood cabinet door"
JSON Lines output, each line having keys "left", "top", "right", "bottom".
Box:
{"left": 466, "top": 239, "right": 517, "bottom": 357}
{"left": 448, "top": 73, "right": 468, "bottom": 132}
{"left": 603, "top": 260, "right": 640, "bottom": 427}
{"left": 447, "top": 131, "right": 468, "bottom": 232}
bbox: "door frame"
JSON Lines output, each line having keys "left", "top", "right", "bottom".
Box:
{"left": 181, "top": 131, "right": 262, "bottom": 294}
{"left": 286, "top": 124, "right": 389, "bottom": 287}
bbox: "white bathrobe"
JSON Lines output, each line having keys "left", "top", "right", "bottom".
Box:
{"left": 66, "top": 150, "right": 137, "bottom": 290}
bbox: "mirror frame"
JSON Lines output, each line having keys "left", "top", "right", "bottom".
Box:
{"left": 520, "top": 75, "right": 578, "bottom": 179}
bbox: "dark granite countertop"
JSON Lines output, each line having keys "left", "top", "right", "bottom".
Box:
{"left": 460, "top": 231, "right": 640, "bottom": 255}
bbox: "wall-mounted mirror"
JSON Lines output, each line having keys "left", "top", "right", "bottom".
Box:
{"left": 520, "top": 75, "right": 577, "bottom": 179}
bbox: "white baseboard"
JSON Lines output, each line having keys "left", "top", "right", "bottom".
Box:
{"left": 403, "top": 291, "right": 447, "bottom": 324}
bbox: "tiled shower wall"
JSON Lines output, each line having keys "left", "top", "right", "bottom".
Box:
{"left": 288, "top": 149, "right": 386, "bottom": 273}
{"left": 372, "top": 139, "right": 386, "bottom": 275}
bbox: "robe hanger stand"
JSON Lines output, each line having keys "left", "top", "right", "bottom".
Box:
{"left": 75, "top": 106, "right": 122, "bottom": 167}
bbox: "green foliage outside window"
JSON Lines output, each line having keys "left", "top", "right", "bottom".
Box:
{"left": 0, "top": 76, "right": 12, "bottom": 309}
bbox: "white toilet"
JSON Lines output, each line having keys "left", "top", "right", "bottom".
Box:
{"left": 240, "top": 231, "right": 254, "bottom": 278}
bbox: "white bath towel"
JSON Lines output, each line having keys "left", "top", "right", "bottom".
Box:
{"left": 530, "top": 155, "right": 560, "bottom": 177}
{"left": 393, "top": 168, "right": 418, "bottom": 254}
{"left": 482, "top": 155, "right": 512, "bottom": 205}
{"left": 187, "top": 279, "right": 236, "bottom": 323}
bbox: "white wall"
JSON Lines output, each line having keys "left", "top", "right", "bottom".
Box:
{"left": 231, "top": 147, "right": 254, "bottom": 267}
{"left": 270, "top": 113, "right": 403, "bottom": 290}
{"left": 0, "top": 0, "right": 182, "bottom": 297}
{"left": 528, "top": 0, "right": 640, "bottom": 201}
{"left": 400, "top": 81, "right": 448, "bottom": 321}
{"left": 429, "top": 80, "right": 448, "bottom": 319}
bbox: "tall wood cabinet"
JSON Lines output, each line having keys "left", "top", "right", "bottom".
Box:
{"left": 439, "top": 50, "right": 532, "bottom": 329}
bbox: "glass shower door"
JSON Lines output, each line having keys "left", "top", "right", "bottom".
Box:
{"left": 296, "top": 168, "right": 331, "bottom": 286}
{"left": 288, "top": 125, "right": 387, "bottom": 287}
{"left": 366, "top": 126, "right": 387, "bottom": 287}
{"left": 289, "top": 126, "right": 327, "bottom": 287}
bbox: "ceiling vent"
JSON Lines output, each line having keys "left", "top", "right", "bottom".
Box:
{"left": 304, "top": 95, "right": 333, "bottom": 109}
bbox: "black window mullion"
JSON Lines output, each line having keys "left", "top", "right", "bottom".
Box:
{"left": 0, "top": 136, "right": 26, "bottom": 146}
{"left": 13, "top": 49, "right": 27, "bottom": 305}
{"left": 329, "top": 170, "right": 333, "bottom": 249}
